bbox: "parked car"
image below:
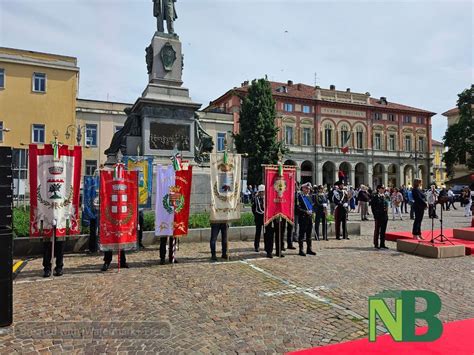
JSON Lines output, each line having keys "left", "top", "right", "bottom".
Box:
{"left": 450, "top": 185, "right": 465, "bottom": 202}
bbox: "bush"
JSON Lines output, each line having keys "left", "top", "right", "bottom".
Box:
{"left": 231, "top": 212, "right": 255, "bottom": 227}
{"left": 143, "top": 211, "right": 155, "bottom": 231}
{"left": 13, "top": 207, "right": 29, "bottom": 238}
{"left": 189, "top": 213, "right": 210, "bottom": 229}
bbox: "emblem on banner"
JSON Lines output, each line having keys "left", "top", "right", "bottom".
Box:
{"left": 273, "top": 176, "right": 287, "bottom": 198}
{"left": 163, "top": 185, "right": 185, "bottom": 214}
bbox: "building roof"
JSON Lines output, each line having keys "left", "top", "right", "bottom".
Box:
{"left": 442, "top": 107, "right": 459, "bottom": 116}
{"left": 0, "top": 46, "right": 78, "bottom": 70}
{"left": 212, "top": 80, "right": 435, "bottom": 115}
{"left": 431, "top": 139, "right": 443, "bottom": 146}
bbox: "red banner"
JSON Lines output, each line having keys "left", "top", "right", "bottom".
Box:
{"left": 264, "top": 166, "right": 296, "bottom": 226}
{"left": 173, "top": 166, "right": 193, "bottom": 237}
{"left": 99, "top": 168, "right": 138, "bottom": 251}
{"left": 29, "top": 144, "right": 82, "bottom": 238}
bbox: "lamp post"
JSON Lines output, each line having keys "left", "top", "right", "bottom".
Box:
{"left": 65, "top": 124, "right": 87, "bottom": 146}
{"left": 409, "top": 150, "right": 424, "bottom": 180}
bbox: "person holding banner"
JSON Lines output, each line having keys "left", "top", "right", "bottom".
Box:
{"left": 333, "top": 181, "right": 349, "bottom": 240}
{"left": 297, "top": 182, "right": 316, "bottom": 256}
{"left": 252, "top": 185, "right": 266, "bottom": 252}
{"left": 102, "top": 250, "right": 128, "bottom": 271}
{"left": 43, "top": 228, "right": 65, "bottom": 277}
{"left": 210, "top": 223, "right": 229, "bottom": 261}
{"left": 313, "top": 185, "right": 328, "bottom": 241}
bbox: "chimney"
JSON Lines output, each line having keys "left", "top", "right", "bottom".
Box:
{"left": 380, "top": 96, "right": 387, "bottom": 104}
{"left": 287, "top": 80, "right": 293, "bottom": 86}
{"left": 244, "top": 80, "right": 249, "bottom": 86}
{"left": 297, "top": 83, "right": 302, "bottom": 90}
{"left": 330, "top": 84, "right": 336, "bottom": 90}
{"left": 346, "top": 88, "right": 351, "bottom": 92}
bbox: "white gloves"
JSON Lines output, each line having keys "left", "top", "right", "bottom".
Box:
{"left": 343, "top": 203, "right": 348, "bottom": 208}
{"left": 322, "top": 203, "right": 328, "bottom": 208}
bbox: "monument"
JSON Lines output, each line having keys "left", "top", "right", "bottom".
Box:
{"left": 105, "top": 0, "right": 214, "bottom": 211}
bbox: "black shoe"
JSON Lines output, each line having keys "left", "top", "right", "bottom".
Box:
{"left": 381, "top": 245, "right": 389, "bottom": 249}
{"left": 298, "top": 250, "right": 306, "bottom": 256}
{"left": 160, "top": 259, "right": 166, "bottom": 265}
{"left": 54, "top": 269, "right": 63, "bottom": 277}
{"left": 336, "top": 237, "right": 341, "bottom": 240}
{"left": 344, "top": 237, "right": 350, "bottom": 240}
{"left": 221, "top": 254, "right": 228, "bottom": 259}
{"left": 120, "top": 263, "right": 129, "bottom": 269}
{"left": 43, "top": 270, "right": 51, "bottom": 278}
{"left": 375, "top": 246, "right": 380, "bottom": 249}
{"left": 287, "top": 245, "right": 296, "bottom": 250}
{"left": 211, "top": 255, "right": 218, "bottom": 262}
{"left": 254, "top": 247, "right": 259, "bottom": 253}
{"left": 307, "top": 250, "right": 316, "bottom": 255}
{"left": 281, "top": 247, "right": 286, "bottom": 251}
{"left": 139, "top": 243, "right": 146, "bottom": 250}
{"left": 266, "top": 253, "right": 273, "bottom": 259}
{"left": 279, "top": 254, "right": 285, "bottom": 258}
{"left": 101, "top": 263, "right": 110, "bottom": 272}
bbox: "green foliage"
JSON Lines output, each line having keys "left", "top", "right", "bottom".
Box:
{"left": 13, "top": 207, "right": 29, "bottom": 238}
{"left": 189, "top": 213, "right": 210, "bottom": 229}
{"left": 443, "top": 85, "right": 474, "bottom": 177}
{"left": 143, "top": 211, "right": 155, "bottom": 231}
{"left": 230, "top": 212, "right": 255, "bottom": 227}
{"left": 234, "top": 78, "right": 287, "bottom": 185}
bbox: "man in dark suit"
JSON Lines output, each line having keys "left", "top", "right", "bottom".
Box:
{"left": 297, "top": 182, "right": 316, "bottom": 256}
{"left": 412, "top": 179, "right": 427, "bottom": 240}
{"left": 252, "top": 184, "right": 265, "bottom": 252}
{"left": 371, "top": 184, "right": 389, "bottom": 249}
{"left": 332, "top": 181, "right": 349, "bottom": 240}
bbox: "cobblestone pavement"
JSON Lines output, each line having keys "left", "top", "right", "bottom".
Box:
{"left": 0, "top": 209, "right": 472, "bottom": 353}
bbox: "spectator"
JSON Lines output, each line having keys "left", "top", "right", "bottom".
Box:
{"left": 391, "top": 188, "right": 403, "bottom": 220}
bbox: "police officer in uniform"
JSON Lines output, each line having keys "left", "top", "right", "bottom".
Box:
{"left": 332, "top": 181, "right": 349, "bottom": 240}
{"left": 297, "top": 182, "right": 316, "bottom": 256}
{"left": 371, "top": 184, "right": 389, "bottom": 249}
{"left": 313, "top": 185, "right": 328, "bottom": 241}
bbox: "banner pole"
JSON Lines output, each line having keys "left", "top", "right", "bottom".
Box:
{"left": 278, "top": 216, "right": 282, "bottom": 257}
{"left": 226, "top": 223, "right": 230, "bottom": 261}
{"left": 51, "top": 219, "right": 56, "bottom": 270}
{"left": 118, "top": 246, "right": 120, "bottom": 273}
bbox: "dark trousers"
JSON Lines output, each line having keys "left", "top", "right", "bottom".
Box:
{"left": 428, "top": 204, "right": 437, "bottom": 218}
{"left": 263, "top": 224, "right": 275, "bottom": 255}
{"left": 401, "top": 201, "right": 408, "bottom": 213}
{"left": 254, "top": 214, "right": 264, "bottom": 250}
{"left": 409, "top": 203, "right": 415, "bottom": 219}
{"left": 315, "top": 212, "right": 327, "bottom": 241}
{"left": 334, "top": 206, "right": 348, "bottom": 239}
{"left": 138, "top": 212, "right": 144, "bottom": 247}
{"left": 160, "top": 236, "right": 174, "bottom": 262}
{"left": 412, "top": 207, "right": 425, "bottom": 236}
{"left": 286, "top": 222, "right": 294, "bottom": 247}
{"left": 210, "top": 223, "right": 228, "bottom": 257}
{"left": 447, "top": 199, "right": 456, "bottom": 210}
{"left": 298, "top": 217, "right": 313, "bottom": 252}
{"left": 103, "top": 250, "right": 127, "bottom": 265}
{"left": 273, "top": 219, "right": 286, "bottom": 256}
{"left": 43, "top": 240, "right": 65, "bottom": 272}
{"left": 373, "top": 217, "right": 388, "bottom": 247}
{"left": 88, "top": 218, "right": 98, "bottom": 252}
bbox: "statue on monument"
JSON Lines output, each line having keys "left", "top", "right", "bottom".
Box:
{"left": 194, "top": 113, "right": 214, "bottom": 164}
{"left": 105, "top": 107, "right": 142, "bottom": 158}
{"left": 153, "top": 0, "right": 178, "bottom": 35}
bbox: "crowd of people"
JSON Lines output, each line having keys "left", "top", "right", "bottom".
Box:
{"left": 245, "top": 179, "right": 474, "bottom": 258}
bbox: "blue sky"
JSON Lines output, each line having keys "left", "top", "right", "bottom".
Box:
{"left": 1, "top": 0, "right": 472, "bottom": 140}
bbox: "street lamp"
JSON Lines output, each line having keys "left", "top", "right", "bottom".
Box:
{"left": 65, "top": 124, "right": 87, "bottom": 146}
{"left": 409, "top": 151, "right": 424, "bottom": 179}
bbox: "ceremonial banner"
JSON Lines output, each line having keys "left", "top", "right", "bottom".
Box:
{"left": 29, "top": 144, "right": 82, "bottom": 238}
{"left": 173, "top": 166, "right": 192, "bottom": 236}
{"left": 82, "top": 175, "right": 99, "bottom": 227}
{"left": 154, "top": 164, "right": 193, "bottom": 237}
{"left": 99, "top": 166, "right": 138, "bottom": 251}
{"left": 155, "top": 165, "right": 175, "bottom": 237}
{"left": 264, "top": 166, "right": 296, "bottom": 225}
{"left": 123, "top": 156, "right": 153, "bottom": 209}
{"left": 210, "top": 153, "right": 242, "bottom": 222}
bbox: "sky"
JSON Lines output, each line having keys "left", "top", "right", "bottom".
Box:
{"left": 1, "top": 0, "right": 472, "bottom": 141}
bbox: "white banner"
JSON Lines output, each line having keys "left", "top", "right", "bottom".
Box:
{"left": 210, "top": 153, "right": 242, "bottom": 222}
{"left": 155, "top": 165, "right": 175, "bottom": 236}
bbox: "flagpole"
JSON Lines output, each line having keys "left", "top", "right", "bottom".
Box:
{"left": 51, "top": 219, "right": 56, "bottom": 272}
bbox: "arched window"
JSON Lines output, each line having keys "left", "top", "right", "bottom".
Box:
{"left": 356, "top": 126, "right": 364, "bottom": 149}
{"left": 324, "top": 123, "right": 332, "bottom": 147}
{"left": 340, "top": 124, "right": 350, "bottom": 147}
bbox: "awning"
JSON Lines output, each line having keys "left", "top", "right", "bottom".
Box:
{"left": 445, "top": 173, "right": 474, "bottom": 186}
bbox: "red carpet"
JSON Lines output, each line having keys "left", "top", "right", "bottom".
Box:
{"left": 386, "top": 228, "right": 474, "bottom": 256}
{"left": 289, "top": 318, "right": 474, "bottom": 355}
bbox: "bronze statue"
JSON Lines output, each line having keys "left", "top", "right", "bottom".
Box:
{"left": 153, "top": 0, "right": 177, "bottom": 35}
{"left": 105, "top": 107, "right": 142, "bottom": 158}
{"left": 194, "top": 113, "right": 214, "bottom": 164}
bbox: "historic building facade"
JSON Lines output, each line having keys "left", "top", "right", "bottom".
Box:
{"left": 0, "top": 47, "right": 79, "bottom": 197}
{"left": 431, "top": 139, "right": 447, "bottom": 186}
{"left": 206, "top": 81, "right": 436, "bottom": 188}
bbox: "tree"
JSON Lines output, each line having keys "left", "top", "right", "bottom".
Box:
{"left": 234, "top": 78, "right": 286, "bottom": 185}
{"left": 443, "top": 85, "right": 474, "bottom": 178}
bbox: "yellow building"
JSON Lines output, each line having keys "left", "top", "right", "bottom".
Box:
{"left": 0, "top": 47, "right": 79, "bottom": 196}
{"left": 76, "top": 99, "right": 131, "bottom": 175}
{"left": 431, "top": 139, "right": 447, "bottom": 186}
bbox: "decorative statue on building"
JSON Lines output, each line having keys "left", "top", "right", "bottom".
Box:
{"left": 105, "top": 107, "right": 142, "bottom": 158}
{"left": 145, "top": 45, "right": 154, "bottom": 74}
{"left": 194, "top": 113, "right": 214, "bottom": 164}
{"left": 153, "top": 0, "right": 178, "bottom": 35}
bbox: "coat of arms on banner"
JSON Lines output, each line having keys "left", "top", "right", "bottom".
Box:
{"left": 210, "top": 153, "right": 242, "bottom": 222}
{"left": 29, "top": 144, "right": 82, "bottom": 238}
{"left": 163, "top": 185, "right": 185, "bottom": 214}
{"left": 264, "top": 165, "right": 296, "bottom": 226}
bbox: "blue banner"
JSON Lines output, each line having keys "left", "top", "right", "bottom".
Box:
{"left": 123, "top": 156, "right": 154, "bottom": 209}
{"left": 82, "top": 175, "right": 99, "bottom": 226}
